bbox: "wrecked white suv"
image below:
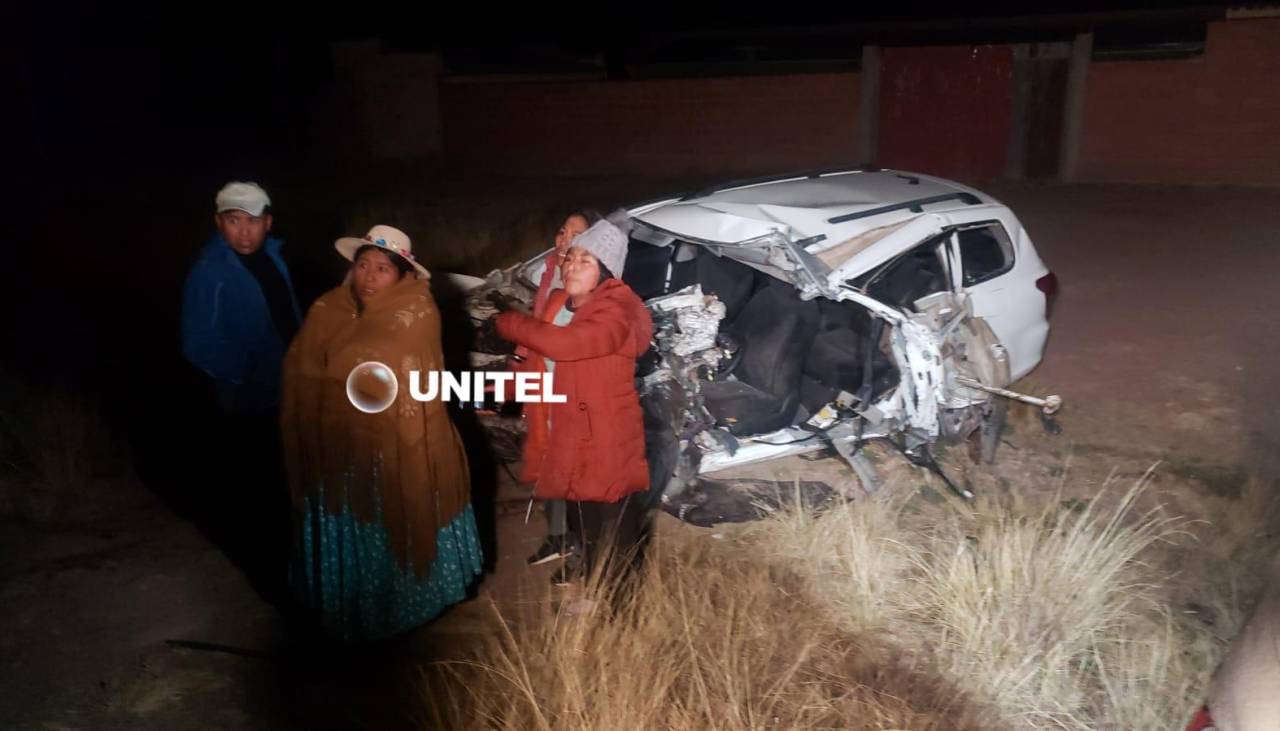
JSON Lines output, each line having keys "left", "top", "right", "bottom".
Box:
{"left": 463, "top": 168, "right": 1059, "bottom": 503}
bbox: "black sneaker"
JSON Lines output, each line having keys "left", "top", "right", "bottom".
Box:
{"left": 527, "top": 536, "right": 572, "bottom": 566}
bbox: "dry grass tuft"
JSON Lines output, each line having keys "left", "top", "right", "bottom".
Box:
{"left": 422, "top": 467, "right": 1274, "bottom": 730}
{"left": 744, "top": 471, "right": 1267, "bottom": 729}
{"left": 424, "top": 538, "right": 984, "bottom": 730}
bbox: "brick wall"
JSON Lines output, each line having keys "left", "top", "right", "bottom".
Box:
{"left": 323, "top": 19, "right": 1280, "bottom": 186}
{"left": 1078, "top": 18, "right": 1280, "bottom": 185}
{"left": 440, "top": 73, "right": 862, "bottom": 177}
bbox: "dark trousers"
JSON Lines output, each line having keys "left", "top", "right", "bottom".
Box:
{"left": 565, "top": 494, "right": 650, "bottom": 582}
{"left": 200, "top": 407, "right": 293, "bottom": 611}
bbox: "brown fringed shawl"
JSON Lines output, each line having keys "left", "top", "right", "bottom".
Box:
{"left": 281, "top": 276, "right": 470, "bottom": 575}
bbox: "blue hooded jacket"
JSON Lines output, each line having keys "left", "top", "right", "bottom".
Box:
{"left": 181, "top": 233, "right": 302, "bottom": 414}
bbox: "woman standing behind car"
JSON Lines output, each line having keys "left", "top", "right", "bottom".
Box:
{"left": 495, "top": 220, "right": 653, "bottom": 589}
{"left": 526, "top": 209, "right": 602, "bottom": 328}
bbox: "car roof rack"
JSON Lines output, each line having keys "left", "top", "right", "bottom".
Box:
{"left": 678, "top": 165, "right": 881, "bottom": 201}
{"left": 825, "top": 192, "right": 981, "bottom": 225}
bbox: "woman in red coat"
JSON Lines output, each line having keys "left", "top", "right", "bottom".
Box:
{"left": 518, "top": 208, "right": 601, "bottom": 567}
{"left": 495, "top": 219, "right": 653, "bottom": 584}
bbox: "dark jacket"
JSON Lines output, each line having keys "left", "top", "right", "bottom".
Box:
{"left": 496, "top": 279, "right": 652, "bottom": 503}
{"left": 181, "top": 233, "right": 301, "bottom": 413}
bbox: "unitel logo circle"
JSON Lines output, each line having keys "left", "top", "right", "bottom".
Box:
{"left": 346, "top": 361, "right": 399, "bottom": 413}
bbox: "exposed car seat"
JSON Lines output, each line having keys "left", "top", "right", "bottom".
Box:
{"left": 816, "top": 296, "right": 867, "bottom": 333}
{"left": 666, "top": 242, "right": 701, "bottom": 293}
{"left": 622, "top": 238, "right": 675, "bottom": 300}
{"left": 805, "top": 329, "right": 865, "bottom": 392}
{"left": 690, "top": 251, "right": 759, "bottom": 325}
{"left": 799, "top": 329, "right": 899, "bottom": 413}
{"left": 667, "top": 245, "right": 760, "bottom": 310}
{"left": 701, "top": 281, "right": 820, "bottom": 436}
{"left": 626, "top": 239, "right": 763, "bottom": 317}
{"left": 801, "top": 299, "right": 899, "bottom": 413}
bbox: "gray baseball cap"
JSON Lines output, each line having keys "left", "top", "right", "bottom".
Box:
{"left": 215, "top": 182, "right": 271, "bottom": 216}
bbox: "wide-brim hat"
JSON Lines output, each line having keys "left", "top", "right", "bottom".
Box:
{"left": 335, "top": 224, "right": 430, "bottom": 280}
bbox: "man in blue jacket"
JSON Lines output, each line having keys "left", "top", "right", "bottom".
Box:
{"left": 181, "top": 181, "right": 301, "bottom": 607}
{"left": 182, "top": 181, "right": 301, "bottom": 415}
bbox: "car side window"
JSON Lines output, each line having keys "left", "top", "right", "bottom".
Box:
{"left": 957, "top": 224, "right": 1015, "bottom": 286}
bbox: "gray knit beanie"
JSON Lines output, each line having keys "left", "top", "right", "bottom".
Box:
{"left": 570, "top": 219, "right": 628, "bottom": 279}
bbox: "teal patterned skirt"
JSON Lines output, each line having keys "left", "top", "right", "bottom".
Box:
{"left": 292, "top": 489, "right": 484, "bottom": 641}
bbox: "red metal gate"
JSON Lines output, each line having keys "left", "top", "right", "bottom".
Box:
{"left": 877, "top": 45, "right": 1015, "bottom": 181}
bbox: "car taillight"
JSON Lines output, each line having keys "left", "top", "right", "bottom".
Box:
{"left": 1035, "top": 272, "right": 1059, "bottom": 319}
{"left": 1185, "top": 705, "right": 1216, "bottom": 731}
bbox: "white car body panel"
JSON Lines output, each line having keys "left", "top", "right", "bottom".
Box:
{"left": 630, "top": 169, "right": 1051, "bottom": 384}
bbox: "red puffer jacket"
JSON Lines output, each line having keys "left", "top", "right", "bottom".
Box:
{"left": 495, "top": 279, "right": 653, "bottom": 503}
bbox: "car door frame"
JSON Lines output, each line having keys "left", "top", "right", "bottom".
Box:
{"left": 940, "top": 212, "right": 1049, "bottom": 380}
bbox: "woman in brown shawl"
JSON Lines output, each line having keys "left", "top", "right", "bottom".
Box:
{"left": 281, "top": 224, "right": 480, "bottom": 640}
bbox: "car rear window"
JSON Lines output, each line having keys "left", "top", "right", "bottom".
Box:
{"left": 957, "top": 224, "right": 1014, "bottom": 286}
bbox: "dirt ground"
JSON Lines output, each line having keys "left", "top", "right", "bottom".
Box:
{"left": 2, "top": 182, "right": 1277, "bottom": 729}
{"left": 993, "top": 183, "right": 1280, "bottom": 478}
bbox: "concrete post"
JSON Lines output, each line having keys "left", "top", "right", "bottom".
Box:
{"left": 857, "top": 45, "right": 881, "bottom": 165}
{"left": 1006, "top": 44, "right": 1033, "bottom": 180}
{"left": 1060, "top": 32, "right": 1093, "bottom": 180}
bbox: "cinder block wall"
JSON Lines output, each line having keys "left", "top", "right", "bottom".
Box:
{"left": 440, "top": 73, "right": 862, "bottom": 177}
{"left": 1078, "top": 18, "right": 1280, "bottom": 185}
